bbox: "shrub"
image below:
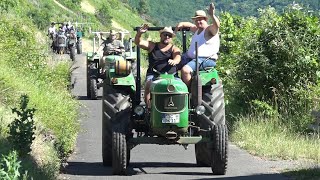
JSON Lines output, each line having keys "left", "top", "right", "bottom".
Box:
{"left": 8, "top": 95, "right": 36, "bottom": 157}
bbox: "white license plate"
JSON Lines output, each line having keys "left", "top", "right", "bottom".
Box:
{"left": 162, "top": 114, "right": 180, "bottom": 123}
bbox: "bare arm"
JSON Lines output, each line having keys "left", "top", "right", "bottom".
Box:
{"left": 207, "top": 3, "right": 220, "bottom": 36}
{"left": 175, "top": 22, "right": 198, "bottom": 33}
{"left": 168, "top": 46, "right": 181, "bottom": 66}
{"left": 134, "top": 24, "right": 154, "bottom": 52}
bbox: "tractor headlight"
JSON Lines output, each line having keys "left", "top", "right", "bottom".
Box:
{"left": 167, "top": 84, "right": 175, "bottom": 92}
{"left": 134, "top": 105, "right": 145, "bottom": 116}
{"left": 195, "top": 105, "right": 205, "bottom": 115}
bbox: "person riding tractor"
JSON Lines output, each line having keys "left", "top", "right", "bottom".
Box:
{"left": 96, "top": 30, "right": 125, "bottom": 75}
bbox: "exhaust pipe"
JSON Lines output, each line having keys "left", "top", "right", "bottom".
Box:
{"left": 165, "top": 131, "right": 177, "bottom": 140}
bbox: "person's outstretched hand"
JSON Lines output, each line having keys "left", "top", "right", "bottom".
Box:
{"left": 139, "top": 23, "right": 149, "bottom": 33}
{"left": 208, "top": 3, "right": 215, "bottom": 16}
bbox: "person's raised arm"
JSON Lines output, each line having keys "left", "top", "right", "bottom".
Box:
{"left": 207, "top": 3, "right": 220, "bottom": 36}
{"left": 134, "top": 24, "right": 152, "bottom": 51}
{"left": 174, "top": 22, "right": 197, "bottom": 34}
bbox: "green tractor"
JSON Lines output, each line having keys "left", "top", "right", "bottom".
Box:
{"left": 102, "top": 27, "right": 228, "bottom": 175}
{"left": 86, "top": 31, "right": 135, "bottom": 99}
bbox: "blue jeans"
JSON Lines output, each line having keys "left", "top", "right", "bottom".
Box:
{"left": 178, "top": 53, "right": 216, "bottom": 71}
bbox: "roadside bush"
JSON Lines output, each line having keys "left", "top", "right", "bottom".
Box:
{"left": 0, "top": 151, "right": 29, "bottom": 180}
{"left": 8, "top": 95, "right": 36, "bottom": 157}
{"left": 219, "top": 5, "right": 320, "bottom": 133}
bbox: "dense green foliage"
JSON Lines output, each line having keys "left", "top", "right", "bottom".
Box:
{"left": 0, "top": 151, "right": 29, "bottom": 180}
{"left": 0, "top": 0, "right": 80, "bottom": 178}
{"left": 127, "top": 0, "right": 319, "bottom": 26}
{"left": 218, "top": 5, "right": 320, "bottom": 131}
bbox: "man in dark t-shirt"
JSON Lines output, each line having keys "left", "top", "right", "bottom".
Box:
{"left": 134, "top": 25, "right": 181, "bottom": 108}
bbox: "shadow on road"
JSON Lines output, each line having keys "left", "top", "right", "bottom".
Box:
{"left": 74, "top": 96, "right": 102, "bottom": 100}
{"left": 63, "top": 161, "right": 200, "bottom": 176}
{"left": 63, "top": 162, "right": 290, "bottom": 179}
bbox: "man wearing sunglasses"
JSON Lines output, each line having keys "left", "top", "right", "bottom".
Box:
{"left": 134, "top": 25, "right": 181, "bottom": 108}
{"left": 175, "top": 3, "right": 220, "bottom": 87}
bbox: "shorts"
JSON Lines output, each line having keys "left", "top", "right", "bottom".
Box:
{"left": 178, "top": 53, "right": 216, "bottom": 72}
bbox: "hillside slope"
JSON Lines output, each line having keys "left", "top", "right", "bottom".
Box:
{"left": 128, "top": 0, "right": 319, "bottom": 26}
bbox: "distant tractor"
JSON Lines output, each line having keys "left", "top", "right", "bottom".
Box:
{"left": 86, "top": 31, "right": 136, "bottom": 99}
{"left": 101, "top": 27, "right": 228, "bottom": 175}
{"left": 54, "top": 22, "right": 76, "bottom": 61}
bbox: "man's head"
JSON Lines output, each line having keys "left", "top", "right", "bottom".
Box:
{"left": 191, "top": 10, "right": 208, "bottom": 28}
{"left": 51, "top": 22, "right": 55, "bottom": 26}
{"left": 109, "top": 30, "right": 117, "bottom": 41}
{"left": 159, "top": 26, "right": 175, "bottom": 45}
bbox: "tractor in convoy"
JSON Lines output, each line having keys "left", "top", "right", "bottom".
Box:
{"left": 86, "top": 31, "right": 135, "bottom": 99}
{"left": 52, "top": 22, "right": 76, "bottom": 61}
{"left": 101, "top": 26, "right": 228, "bottom": 175}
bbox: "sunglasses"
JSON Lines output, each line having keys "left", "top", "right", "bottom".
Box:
{"left": 162, "top": 33, "right": 173, "bottom": 38}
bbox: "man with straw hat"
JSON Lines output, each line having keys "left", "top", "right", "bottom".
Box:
{"left": 175, "top": 3, "right": 220, "bottom": 87}
{"left": 134, "top": 24, "right": 181, "bottom": 108}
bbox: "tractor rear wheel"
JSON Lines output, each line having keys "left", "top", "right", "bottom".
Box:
{"left": 77, "top": 42, "right": 82, "bottom": 54}
{"left": 86, "top": 61, "right": 91, "bottom": 98}
{"left": 90, "top": 79, "right": 97, "bottom": 100}
{"left": 102, "top": 84, "right": 131, "bottom": 167}
{"left": 70, "top": 46, "right": 76, "bottom": 61}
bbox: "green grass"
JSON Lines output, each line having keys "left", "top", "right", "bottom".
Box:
{"left": 231, "top": 115, "right": 319, "bottom": 161}
{"left": 231, "top": 114, "right": 320, "bottom": 178}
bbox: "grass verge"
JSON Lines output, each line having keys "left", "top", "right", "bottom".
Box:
{"left": 231, "top": 114, "right": 320, "bottom": 178}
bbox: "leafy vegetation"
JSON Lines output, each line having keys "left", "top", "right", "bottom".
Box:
{"left": 0, "top": 151, "right": 29, "bottom": 180}
{"left": 8, "top": 95, "right": 36, "bottom": 157}
{"left": 127, "top": 0, "right": 319, "bottom": 26}
{"left": 0, "top": 0, "right": 319, "bottom": 179}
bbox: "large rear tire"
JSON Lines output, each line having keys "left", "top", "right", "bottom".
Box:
{"left": 194, "top": 82, "right": 227, "bottom": 170}
{"left": 77, "top": 42, "right": 82, "bottom": 54}
{"left": 86, "top": 61, "right": 91, "bottom": 98}
{"left": 70, "top": 46, "right": 76, "bottom": 61}
{"left": 90, "top": 79, "right": 97, "bottom": 100}
{"left": 102, "top": 84, "right": 131, "bottom": 167}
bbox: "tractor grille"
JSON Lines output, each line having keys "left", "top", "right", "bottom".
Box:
{"left": 154, "top": 94, "right": 186, "bottom": 113}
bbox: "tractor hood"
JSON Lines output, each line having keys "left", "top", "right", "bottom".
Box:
{"left": 151, "top": 74, "right": 188, "bottom": 94}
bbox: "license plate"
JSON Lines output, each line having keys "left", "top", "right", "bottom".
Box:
{"left": 162, "top": 114, "right": 180, "bottom": 123}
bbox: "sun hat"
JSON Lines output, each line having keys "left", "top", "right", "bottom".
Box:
{"left": 159, "top": 26, "right": 175, "bottom": 36}
{"left": 109, "top": 30, "right": 117, "bottom": 35}
{"left": 191, "top": 10, "right": 208, "bottom": 20}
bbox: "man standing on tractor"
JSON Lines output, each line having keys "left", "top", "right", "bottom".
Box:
{"left": 134, "top": 25, "right": 181, "bottom": 108}
{"left": 175, "top": 3, "right": 220, "bottom": 87}
{"left": 48, "top": 22, "right": 56, "bottom": 50}
{"left": 48, "top": 22, "right": 56, "bottom": 39}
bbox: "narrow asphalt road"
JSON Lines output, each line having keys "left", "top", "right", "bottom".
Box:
{"left": 59, "top": 53, "right": 293, "bottom": 180}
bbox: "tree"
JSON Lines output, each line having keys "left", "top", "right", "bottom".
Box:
{"left": 95, "top": 3, "right": 112, "bottom": 27}
{"left": 138, "top": 0, "right": 150, "bottom": 15}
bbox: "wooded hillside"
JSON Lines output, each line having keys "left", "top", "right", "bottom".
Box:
{"left": 127, "top": 0, "right": 319, "bottom": 26}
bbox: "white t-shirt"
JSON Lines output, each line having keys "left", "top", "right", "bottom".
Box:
{"left": 48, "top": 26, "right": 56, "bottom": 34}
{"left": 187, "top": 28, "right": 220, "bottom": 60}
